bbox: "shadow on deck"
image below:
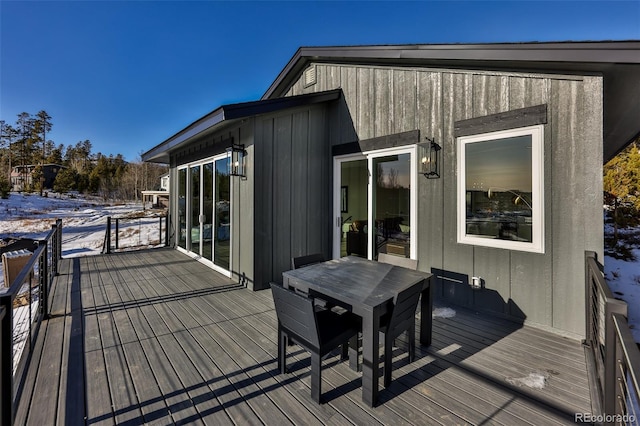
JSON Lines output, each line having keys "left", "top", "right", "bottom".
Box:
{"left": 15, "top": 249, "right": 593, "bottom": 425}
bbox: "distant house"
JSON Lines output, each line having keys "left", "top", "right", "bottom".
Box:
{"left": 142, "top": 41, "right": 640, "bottom": 339}
{"left": 10, "top": 164, "right": 64, "bottom": 192}
{"left": 141, "top": 173, "right": 170, "bottom": 208}
{"left": 160, "top": 173, "right": 169, "bottom": 191}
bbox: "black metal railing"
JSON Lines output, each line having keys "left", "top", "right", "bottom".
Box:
{"left": 0, "top": 219, "right": 62, "bottom": 426}
{"left": 585, "top": 251, "right": 640, "bottom": 425}
{"left": 612, "top": 312, "right": 640, "bottom": 424}
{"left": 102, "top": 214, "right": 168, "bottom": 254}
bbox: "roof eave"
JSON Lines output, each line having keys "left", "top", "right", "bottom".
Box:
{"left": 142, "top": 89, "right": 342, "bottom": 164}
{"left": 261, "top": 41, "right": 640, "bottom": 162}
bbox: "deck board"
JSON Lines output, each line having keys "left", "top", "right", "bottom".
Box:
{"left": 14, "top": 249, "right": 595, "bottom": 425}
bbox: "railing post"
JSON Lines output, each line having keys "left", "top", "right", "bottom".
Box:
{"left": 612, "top": 312, "right": 640, "bottom": 421}
{"left": 585, "top": 251, "right": 594, "bottom": 345}
{"left": 0, "top": 298, "right": 13, "bottom": 426}
{"left": 604, "top": 289, "right": 629, "bottom": 421}
{"left": 165, "top": 215, "right": 170, "bottom": 247}
{"left": 0, "top": 306, "right": 4, "bottom": 425}
{"left": 105, "top": 217, "right": 111, "bottom": 254}
{"left": 41, "top": 240, "right": 50, "bottom": 319}
{"left": 50, "top": 224, "right": 57, "bottom": 277}
{"left": 159, "top": 216, "right": 163, "bottom": 245}
{"left": 56, "top": 218, "right": 62, "bottom": 261}
{"left": 614, "top": 326, "right": 625, "bottom": 419}
{"left": 115, "top": 218, "right": 119, "bottom": 250}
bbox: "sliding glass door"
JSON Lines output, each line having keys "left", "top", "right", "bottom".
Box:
{"left": 333, "top": 155, "right": 368, "bottom": 259}
{"left": 177, "top": 155, "right": 231, "bottom": 275}
{"left": 214, "top": 157, "right": 230, "bottom": 270}
{"left": 371, "top": 152, "right": 414, "bottom": 259}
{"left": 202, "top": 162, "right": 214, "bottom": 261}
{"left": 177, "top": 168, "right": 187, "bottom": 249}
{"left": 190, "top": 165, "right": 201, "bottom": 254}
{"left": 333, "top": 146, "right": 416, "bottom": 261}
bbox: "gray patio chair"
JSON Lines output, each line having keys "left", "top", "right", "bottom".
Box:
{"left": 380, "top": 281, "right": 422, "bottom": 387}
{"left": 291, "top": 253, "right": 325, "bottom": 269}
{"left": 270, "top": 282, "right": 361, "bottom": 403}
{"left": 291, "top": 253, "right": 334, "bottom": 309}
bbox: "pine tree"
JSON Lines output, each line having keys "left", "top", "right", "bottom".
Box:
{"left": 604, "top": 139, "right": 640, "bottom": 240}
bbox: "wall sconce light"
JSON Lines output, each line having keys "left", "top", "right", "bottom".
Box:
{"left": 226, "top": 144, "right": 247, "bottom": 178}
{"left": 418, "top": 137, "right": 441, "bottom": 179}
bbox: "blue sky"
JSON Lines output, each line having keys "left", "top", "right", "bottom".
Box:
{"left": 1, "top": 1, "right": 639, "bottom": 162}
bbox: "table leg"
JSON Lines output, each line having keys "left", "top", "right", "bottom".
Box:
{"left": 348, "top": 335, "right": 361, "bottom": 372}
{"left": 419, "top": 277, "right": 433, "bottom": 346}
{"left": 361, "top": 310, "right": 380, "bottom": 407}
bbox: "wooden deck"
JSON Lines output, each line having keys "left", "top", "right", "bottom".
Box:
{"left": 15, "top": 249, "right": 594, "bottom": 425}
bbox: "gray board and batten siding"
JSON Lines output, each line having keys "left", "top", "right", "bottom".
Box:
{"left": 281, "top": 62, "right": 603, "bottom": 338}
{"left": 166, "top": 100, "right": 337, "bottom": 291}
{"left": 264, "top": 42, "right": 640, "bottom": 162}
{"left": 253, "top": 103, "right": 334, "bottom": 291}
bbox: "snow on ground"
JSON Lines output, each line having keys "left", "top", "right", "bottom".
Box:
{"left": 433, "top": 307, "right": 457, "bottom": 319}
{"left": 506, "top": 372, "right": 550, "bottom": 390}
{"left": 0, "top": 192, "right": 165, "bottom": 285}
{"left": 604, "top": 253, "right": 640, "bottom": 343}
{"left": 603, "top": 220, "right": 640, "bottom": 343}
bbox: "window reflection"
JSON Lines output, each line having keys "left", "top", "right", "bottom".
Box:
{"left": 373, "top": 153, "right": 411, "bottom": 258}
{"left": 190, "top": 165, "right": 201, "bottom": 252}
{"left": 465, "top": 135, "right": 533, "bottom": 242}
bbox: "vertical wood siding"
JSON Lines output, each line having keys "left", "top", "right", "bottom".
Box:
{"left": 286, "top": 63, "right": 603, "bottom": 337}
{"left": 253, "top": 105, "right": 331, "bottom": 289}
{"left": 236, "top": 124, "right": 255, "bottom": 289}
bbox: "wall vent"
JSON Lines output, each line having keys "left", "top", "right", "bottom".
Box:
{"left": 304, "top": 66, "right": 317, "bottom": 87}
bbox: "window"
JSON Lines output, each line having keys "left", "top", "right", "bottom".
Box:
{"left": 457, "top": 125, "right": 544, "bottom": 253}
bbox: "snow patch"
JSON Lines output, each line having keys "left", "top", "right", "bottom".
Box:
{"left": 506, "top": 372, "right": 549, "bottom": 389}
{"left": 433, "top": 307, "right": 456, "bottom": 319}
{"left": 605, "top": 248, "right": 640, "bottom": 343}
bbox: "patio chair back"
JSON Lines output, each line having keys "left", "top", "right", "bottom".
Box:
{"left": 292, "top": 253, "right": 325, "bottom": 269}
{"left": 271, "top": 282, "right": 320, "bottom": 348}
{"left": 270, "top": 282, "right": 360, "bottom": 403}
{"left": 386, "top": 282, "right": 422, "bottom": 334}
{"left": 291, "top": 254, "right": 332, "bottom": 308}
{"left": 381, "top": 281, "right": 422, "bottom": 387}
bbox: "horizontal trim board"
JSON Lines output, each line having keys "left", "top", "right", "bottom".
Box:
{"left": 454, "top": 104, "right": 547, "bottom": 137}
{"left": 332, "top": 142, "right": 361, "bottom": 156}
{"left": 359, "top": 129, "right": 420, "bottom": 152}
{"left": 173, "top": 137, "right": 234, "bottom": 167}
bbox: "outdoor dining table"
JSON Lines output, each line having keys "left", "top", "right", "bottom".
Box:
{"left": 282, "top": 255, "right": 433, "bottom": 407}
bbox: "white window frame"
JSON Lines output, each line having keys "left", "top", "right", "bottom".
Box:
{"left": 457, "top": 125, "right": 544, "bottom": 253}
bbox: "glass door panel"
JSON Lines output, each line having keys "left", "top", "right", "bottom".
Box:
{"left": 338, "top": 158, "right": 368, "bottom": 258}
{"left": 190, "top": 165, "right": 201, "bottom": 255}
{"left": 202, "top": 163, "right": 214, "bottom": 262}
{"left": 177, "top": 168, "right": 187, "bottom": 249}
{"left": 372, "top": 153, "right": 412, "bottom": 259}
{"left": 214, "top": 157, "right": 230, "bottom": 270}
